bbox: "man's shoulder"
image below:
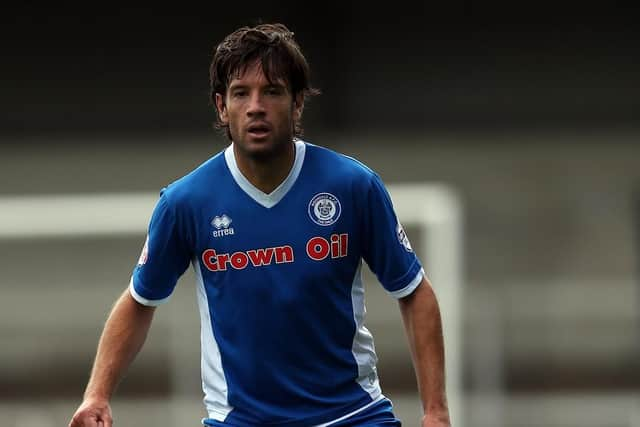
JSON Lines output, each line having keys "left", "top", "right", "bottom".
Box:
{"left": 159, "top": 148, "right": 227, "bottom": 203}
{"left": 303, "top": 141, "right": 376, "bottom": 180}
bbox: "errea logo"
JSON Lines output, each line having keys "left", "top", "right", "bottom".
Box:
{"left": 211, "top": 214, "right": 235, "bottom": 238}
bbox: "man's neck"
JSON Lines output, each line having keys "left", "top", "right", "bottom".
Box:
{"left": 233, "top": 142, "right": 296, "bottom": 195}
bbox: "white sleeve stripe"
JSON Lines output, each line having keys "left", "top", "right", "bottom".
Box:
{"left": 388, "top": 268, "right": 425, "bottom": 299}
{"left": 128, "top": 277, "right": 171, "bottom": 306}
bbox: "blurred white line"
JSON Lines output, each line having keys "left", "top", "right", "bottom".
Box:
{"left": 14, "top": 408, "right": 54, "bottom": 427}
{"left": 0, "top": 193, "right": 158, "bottom": 238}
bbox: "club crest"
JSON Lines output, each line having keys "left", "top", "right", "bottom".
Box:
{"left": 308, "top": 193, "right": 341, "bottom": 226}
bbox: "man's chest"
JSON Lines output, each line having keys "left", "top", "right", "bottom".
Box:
{"left": 190, "top": 190, "right": 361, "bottom": 295}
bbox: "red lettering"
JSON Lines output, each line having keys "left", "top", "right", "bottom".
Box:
{"left": 306, "top": 236, "right": 330, "bottom": 261}
{"left": 230, "top": 252, "right": 248, "bottom": 269}
{"left": 216, "top": 253, "right": 229, "bottom": 271}
{"left": 202, "top": 244, "right": 295, "bottom": 272}
{"left": 247, "top": 248, "right": 274, "bottom": 266}
{"left": 306, "top": 234, "right": 348, "bottom": 261}
{"left": 202, "top": 249, "right": 219, "bottom": 271}
{"left": 275, "top": 245, "right": 294, "bottom": 263}
{"left": 331, "top": 234, "right": 340, "bottom": 258}
{"left": 201, "top": 237, "right": 349, "bottom": 271}
{"left": 340, "top": 233, "right": 348, "bottom": 257}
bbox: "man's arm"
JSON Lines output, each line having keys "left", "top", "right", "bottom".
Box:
{"left": 69, "top": 288, "right": 156, "bottom": 427}
{"left": 399, "top": 276, "right": 451, "bottom": 427}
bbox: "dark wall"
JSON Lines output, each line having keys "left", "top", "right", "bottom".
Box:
{"left": 2, "top": 3, "right": 639, "bottom": 139}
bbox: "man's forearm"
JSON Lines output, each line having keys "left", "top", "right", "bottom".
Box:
{"left": 399, "top": 277, "right": 450, "bottom": 422}
{"left": 84, "top": 289, "right": 156, "bottom": 400}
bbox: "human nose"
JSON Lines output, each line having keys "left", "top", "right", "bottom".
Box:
{"left": 246, "top": 92, "right": 266, "bottom": 116}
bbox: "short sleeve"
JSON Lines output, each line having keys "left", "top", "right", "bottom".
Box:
{"left": 361, "top": 174, "right": 424, "bottom": 298}
{"left": 129, "top": 189, "right": 191, "bottom": 306}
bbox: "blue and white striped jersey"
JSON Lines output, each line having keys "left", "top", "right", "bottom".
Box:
{"left": 130, "top": 140, "right": 424, "bottom": 426}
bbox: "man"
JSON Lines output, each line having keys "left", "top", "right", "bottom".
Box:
{"left": 69, "top": 23, "right": 451, "bottom": 426}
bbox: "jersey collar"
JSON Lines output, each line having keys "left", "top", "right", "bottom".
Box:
{"left": 224, "top": 140, "right": 306, "bottom": 209}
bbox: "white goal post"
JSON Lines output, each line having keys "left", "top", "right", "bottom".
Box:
{"left": 388, "top": 183, "right": 463, "bottom": 427}
{"left": 0, "top": 183, "right": 464, "bottom": 426}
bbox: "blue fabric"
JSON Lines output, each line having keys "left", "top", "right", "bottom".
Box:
{"left": 132, "top": 140, "right": 422, "bottom": 425}
{"left": 203, "top": 397, "right": 402, "bottom": 426}
{"left": 330, "top": 398, "right": 402, "bottom": 426}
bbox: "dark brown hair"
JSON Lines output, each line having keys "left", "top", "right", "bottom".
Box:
{"left": 209, "top": 23, "right": 321, "bottom": 139}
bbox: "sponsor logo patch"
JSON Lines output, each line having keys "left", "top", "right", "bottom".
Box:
{"left": 201, "top": 234, "right": 349, "bottom": 272}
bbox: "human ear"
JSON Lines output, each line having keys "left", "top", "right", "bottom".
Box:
{"left": 215, "top": 93, "right": 228, "bottom": 124}
{"left": 293, "top": 93, "right": 304, "bottom": 120}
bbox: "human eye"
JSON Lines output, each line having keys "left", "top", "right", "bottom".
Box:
{"left": 231, "top": 88, "right": 247, "bottom": 98}
{"left": 265, "top": 86, "right": 284, "bottom": 96}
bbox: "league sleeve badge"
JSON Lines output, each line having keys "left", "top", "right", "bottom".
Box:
{"left": 137, "top": 235, "right": 149, "bottom": 265}
{"left": 396, "top": 222, "right": 414, "bottom": 252}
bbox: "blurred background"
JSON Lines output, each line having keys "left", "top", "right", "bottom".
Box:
{"left": 1, "top": 3, "right": 639, "bottom": 426}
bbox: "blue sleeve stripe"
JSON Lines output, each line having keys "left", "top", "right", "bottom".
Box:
{"left": 129, "top": 277, "right": 172, "bottom": 306}
{"left": 388, "top": 268, "right": 425, "bottom": 299}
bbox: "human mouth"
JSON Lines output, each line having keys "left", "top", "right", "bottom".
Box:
{"left": 247, "top": 122, "right": 271, "bottom": 138}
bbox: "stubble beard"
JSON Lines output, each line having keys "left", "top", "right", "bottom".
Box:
{"left": 233, "top": 124, "right": 295, "bottom": 163}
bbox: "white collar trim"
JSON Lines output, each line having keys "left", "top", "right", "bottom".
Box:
{"left": 224, "top": 140, "right": 306, "bottom": 208}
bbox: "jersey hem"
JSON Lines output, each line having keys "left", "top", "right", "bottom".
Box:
{"left": 208, "top": 393, "right": 379, "bottom": 427}
{"left": 388, "top": 268, "right": 425, "bottom": 299}
{"left": 128, "top": 277, "right": 171, "bottom": 306}
{"left": 314, "top": 394, "right": 385, "bottom": 427}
